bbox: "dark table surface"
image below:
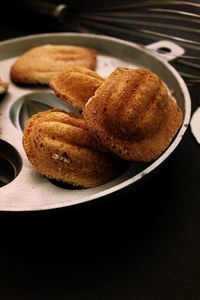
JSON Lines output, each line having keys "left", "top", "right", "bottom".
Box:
{"left": 0, "top": 1, "right": 200, "bottom": 299}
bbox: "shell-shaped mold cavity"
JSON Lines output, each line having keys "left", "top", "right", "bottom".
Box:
{"left": 9, "top": 92, "right": 79, "bottom": 131}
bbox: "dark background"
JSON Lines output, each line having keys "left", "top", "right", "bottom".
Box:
{"left": 0, "top": 1, "right": 200, "bottom": 299}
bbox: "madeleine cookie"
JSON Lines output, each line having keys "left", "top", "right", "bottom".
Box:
{"left": 83, "top": 67, "right": 183, "bottom": 162}
{"left": 23, "top": 109, "right": 125, "bottom": 188}
{"left": 50, "top": 66, "right": 104, "bottom": 111}
{"left": 0, "top": 78, "right": 9, "bottom": 94}
{"left": 10, "top": 44, "right": 97, "bottom": 85}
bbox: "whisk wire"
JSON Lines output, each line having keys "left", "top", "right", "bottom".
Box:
{"left": 72, "top": 0, "right": 200, "bottom": 87}
{"left": 76, "top": 14, "right": 200, "bottom": 35}
{"left": 92, "top": 1, "right": 200, "bottom": 12}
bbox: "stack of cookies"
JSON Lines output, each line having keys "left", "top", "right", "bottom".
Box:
{"left": 10, "top": 44, "right": 183, "bottom": 188}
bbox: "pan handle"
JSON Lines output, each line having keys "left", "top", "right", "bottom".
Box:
{"left": 145, "top": 40, "right": 185, "bottom": 62}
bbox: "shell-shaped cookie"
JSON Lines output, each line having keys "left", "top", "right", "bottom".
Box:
{"left": 10, "top": 44, "right": 97, "bottom": 85}
{"left": 49, "top": 66, "right": 104, "bottom": 111}
{"left": 83, "top": 68, "right": 183, "bottom": 162}
{"left": 23, "top": 109, "right": 125, "bottom": 188}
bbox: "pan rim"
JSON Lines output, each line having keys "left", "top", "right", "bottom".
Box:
{"left": 0, "top": 32, "right": 191, "bottom": 211}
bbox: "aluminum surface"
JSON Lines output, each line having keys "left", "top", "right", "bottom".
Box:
{"left": 0, "top": 33, "right": 191, "bottom": 211}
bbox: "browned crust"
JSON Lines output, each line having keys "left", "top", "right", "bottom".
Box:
{"left": 83, "top": 67, "right": 183, "bottom": 162}
{"left": 23, "top": 109, "right": 125, "bottom": 188}
{"left": 49, "top": 66, "right": 104, "bottom": 111}
{"left": 0, "top": 78, "right": 9, "bottom": 94}
{"left": 10, "top": 44, "right": 97, "bottom": 85}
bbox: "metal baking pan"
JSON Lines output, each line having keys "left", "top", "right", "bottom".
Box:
{"left": 0, "top": 33, "right": 191, "bottom": 211}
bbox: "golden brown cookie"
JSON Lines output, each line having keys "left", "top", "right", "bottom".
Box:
{"left": 23, "top": 109, "right": 125, "bottom": 188}
{"left": 49, "top": 66, "right": 104, "bottom": 111}
{"left": 83, "top": 67, "right": 183, "bottom": 162}
{"left": 0, "top": 78, "right": 9, "bottom": 94}
{"left": 10, "top": 44, "right": 97, "bottom": 85}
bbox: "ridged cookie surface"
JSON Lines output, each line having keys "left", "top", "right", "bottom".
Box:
{"left": 10, "top": 44, "right": 97, "bottom": 85}
{"left": 50, "top": 66, "right": 104, "bottom": 111}
{"left": 23, "top": 109, "right": 125, "bottom": 188}
{"left": 83, "top": 67, "right": 183, "bottom": 162}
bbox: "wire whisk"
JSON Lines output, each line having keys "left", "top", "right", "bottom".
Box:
{"left": 69, "top": 0, "right": 200, "bottom": 86}
{"left": 6, "top": 0, "right": 200, "bottom": 86}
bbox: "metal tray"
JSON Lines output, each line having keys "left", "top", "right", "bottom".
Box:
{"left": 0, "top": 33, "right": 191, "bottom": 211}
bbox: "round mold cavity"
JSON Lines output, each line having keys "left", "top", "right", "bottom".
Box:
{"left": 10, "top": 91, "right": 79, "bottom": 131}
{"left": 0, "top": 139, "right": 22, "bottom": 187}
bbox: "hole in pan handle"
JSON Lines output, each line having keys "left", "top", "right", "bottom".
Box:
{"left": 146, "top": 40, "right": 185, "bottom": 62}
